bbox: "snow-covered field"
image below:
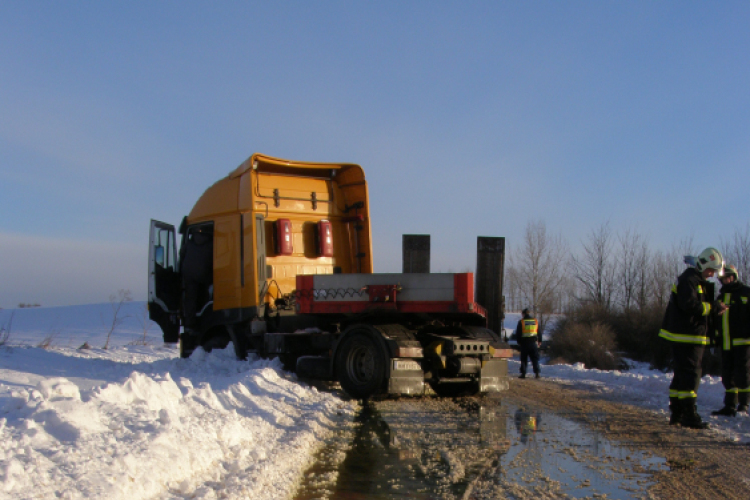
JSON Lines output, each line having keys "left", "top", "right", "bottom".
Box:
{"left": 2, "top": 304, "right": 749, "bottom": 499}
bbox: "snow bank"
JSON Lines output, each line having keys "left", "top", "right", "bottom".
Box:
{"left": 1, "top": 342, "right": 356, "bottom": 499}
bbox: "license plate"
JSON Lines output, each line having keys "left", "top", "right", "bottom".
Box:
{"left": 393, "top": 359, "right": 421, "bottom": 371}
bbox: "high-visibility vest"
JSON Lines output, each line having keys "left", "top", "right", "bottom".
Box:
{"left": 521, "top": 319, "right": 538, "bottom": 337}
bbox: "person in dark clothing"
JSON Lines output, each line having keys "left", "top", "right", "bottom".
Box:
{"left": 516, "top": 308, "right": 542, "bottom": 379}
{"left": 181, "top": 225, "right": 214, "bottom": 328}
{"left": 659, "top": 247, "right": 728, "bottom": 429}
{"left": 711, "top": 264, "right": 750, "bottom": 417}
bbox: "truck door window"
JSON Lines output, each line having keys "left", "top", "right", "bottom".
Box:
{"left": 154, "top": 227, "right": 175, "bottom": 271}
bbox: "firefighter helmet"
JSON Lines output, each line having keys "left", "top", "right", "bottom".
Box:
{"left": 723, "top": 264, "right": 739, "bottom": 280}
{"left": 695, "top": 247, "right": 724, "bottom": 275}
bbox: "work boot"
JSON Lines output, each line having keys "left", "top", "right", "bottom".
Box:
{"left": 711, "top": 406, "right": 737, "bottom": 417}
{"left": 738, "top": 392, "right": 749, "bottom": 413}
{"left": 681, "top": 401, "right": 710, "bottom": 430}
{"left": 669, "top": 397, "right": 682, "bottom": 426}
{"left": 519, "top": 374, "right": 526, "bottom": 379}
{"left": 712, "top": 391, "right": 738, "bottom": 417}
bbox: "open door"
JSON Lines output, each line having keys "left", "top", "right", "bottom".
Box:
{"left": 148, "top": 219, "right": 181, "bottom": 342}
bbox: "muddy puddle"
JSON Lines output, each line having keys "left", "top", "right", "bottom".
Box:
{"left": 294, "top": 396, "right": 668, "bottom": 500}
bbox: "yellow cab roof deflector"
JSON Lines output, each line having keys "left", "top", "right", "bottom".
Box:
{"left": 228, "top": 153, "right": 363, "bottom": 179}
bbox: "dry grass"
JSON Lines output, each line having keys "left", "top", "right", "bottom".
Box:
{"left": 37, "top": 330, "right": 60, "bottom": 349}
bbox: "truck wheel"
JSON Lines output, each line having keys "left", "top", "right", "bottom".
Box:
{"left": 429, "top": 381, "right": 480, "bottom": 397}
{"left": 335, "top": 330, "right": 387, "bottom": 399}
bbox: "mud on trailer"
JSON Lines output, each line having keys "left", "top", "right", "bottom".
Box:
{"left": 148, "top": 153, "right": 512, "bottom": 399}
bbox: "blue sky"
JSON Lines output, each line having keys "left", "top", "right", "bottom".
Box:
{"left": 1, "top": 1, "right": 749, "bottom": 308}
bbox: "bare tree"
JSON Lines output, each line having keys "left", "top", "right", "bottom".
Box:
{"left": 721, "top": 223, "right": 750, "bottom": 282}
{"left": 572, "top": 221, "right": 616, "bottom": 310}
{"left": 103, "top": 289, "right": 132, "bottom": 349}
{"left": 508, "top": 220, "right": 568, "bottom": 334}
{"left": 615, "top": 228, "right": 644, "bottom": 311}
{"left": 504, "top": 266, "right": 522, "bottom": 312}
{"left": 649, "top": 237, "right": 698, "bottom": 309}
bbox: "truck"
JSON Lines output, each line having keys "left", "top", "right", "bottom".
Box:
{"left": 148, "top": 153, "right": 512, "bottom": 398}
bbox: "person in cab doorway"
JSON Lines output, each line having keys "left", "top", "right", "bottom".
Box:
{"left": 516, "top": 308, "right": 542, "bottom": 379}
{"left": 659, "top": 247, "right": 728, "bottom": 429}
{"left": 711, "top": 264, "right": 750, "bottom": 417}
{"left": 181, "top": 225, "right": 214, "bottom": 329}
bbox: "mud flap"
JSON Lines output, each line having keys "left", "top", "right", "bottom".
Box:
{"left": 387, "top": 358, "right": 425, "bottom": 395}
{"left": 479, "top": 358, "right": 509, "bottom": 393}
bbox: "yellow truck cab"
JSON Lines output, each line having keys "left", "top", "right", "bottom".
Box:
{"left": 149, "top": 153, "right": 373, "bottom": 357}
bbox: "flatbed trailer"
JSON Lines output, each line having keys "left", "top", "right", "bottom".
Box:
{"left": 262, "top": 273, "right": 512, "bottom": 398}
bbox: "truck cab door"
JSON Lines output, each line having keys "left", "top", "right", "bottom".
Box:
{"left": 148, "top": 219, "right": 181, "bottom": 342}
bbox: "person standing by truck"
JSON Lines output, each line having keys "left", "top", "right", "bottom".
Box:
{"left": 516, "top": 308, "right": 541, "bottom": 379}
{"left": 659, "top": 247, "right": 728, "bottom": 429}
{"left": 711, "top": 264, "right": 750, "bottom": 417}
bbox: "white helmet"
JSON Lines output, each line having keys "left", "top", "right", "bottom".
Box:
{"left": 695, "top": 247, "right": 724, "bottom": 275}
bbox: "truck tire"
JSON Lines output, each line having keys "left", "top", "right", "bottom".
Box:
{"left": 335, "top": 328, "right": 388, "bottom": 399}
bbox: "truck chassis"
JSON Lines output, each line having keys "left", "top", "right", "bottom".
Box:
{"left": 253, "top": 273, "right": 512, "bottom": 398}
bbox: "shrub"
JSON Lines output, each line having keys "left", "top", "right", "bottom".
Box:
{"left": 552, "top": 302, "right": 674, "bottom": 370}
{"left": 548, "top": 315, "right": 621, "bottom": 370}
{"left": 607, "top": 305, "right": 671, "bottom": 369}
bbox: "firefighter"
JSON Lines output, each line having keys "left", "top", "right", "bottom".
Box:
{"left": 516, "top": 308, "right": 542, "bottom": 379}
{"left": 659, "top": 247, "right": 728, "bottom": 429}
{"left": 711, "top": 264, "right": 750, "bottom": 417}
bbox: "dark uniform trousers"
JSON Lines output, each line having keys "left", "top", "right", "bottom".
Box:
{"left": 670, "top": 343, "right": 704, "bottom": 401}
{"left": 519, "top": 337, "right": 540, "bottom": 376}
{"left": 720, "top": 345, "right": 750, "bottom": 408}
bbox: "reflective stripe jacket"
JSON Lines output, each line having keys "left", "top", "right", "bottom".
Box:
{"left": 516, "top": 315, "right": 539, "bottom": 339}
{"left": 659, "top": 267, "right": 714, "bottom": 344}
{"left": 714, "top": 280, "right": 750, "bottom": 350}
